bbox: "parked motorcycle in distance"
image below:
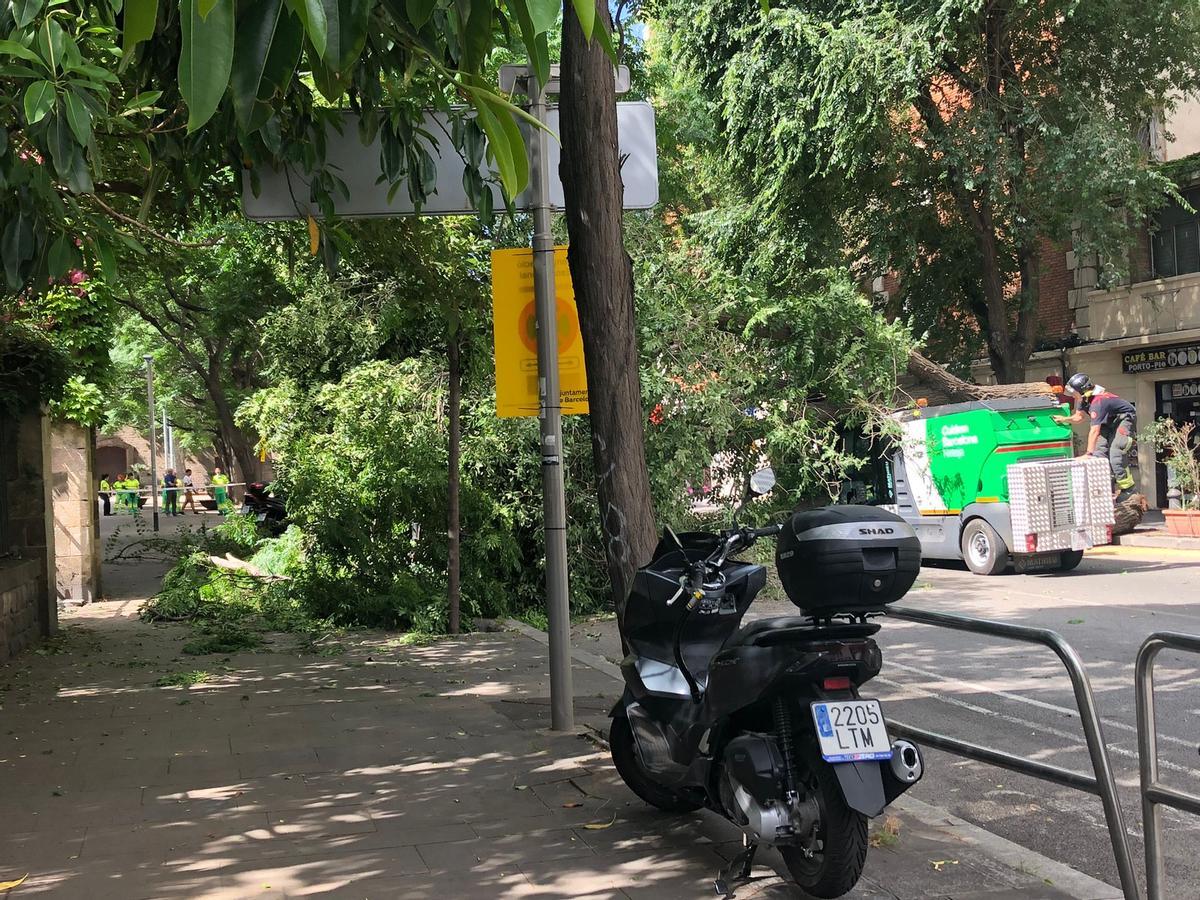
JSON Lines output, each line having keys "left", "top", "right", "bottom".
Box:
{"left": 241, "top": 481, "right": 287, "bottom": 535}
{"left": 609, "top": 468, "right": 925, "bottom": 898}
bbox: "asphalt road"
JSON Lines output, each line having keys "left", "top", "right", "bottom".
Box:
{"left": 571, "top": 544, "right": 1200, "bottom": 896}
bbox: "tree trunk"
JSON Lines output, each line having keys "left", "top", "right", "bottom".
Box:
{"left": 447, "top": 314, "right": 462, "bottom": 635}
{"left": 1113, "top": 493, "right": 1148, "bottom": 536}
{"left": 207, "top": 376, "right": 260, "bottom": 485}
{"left": 561, "top": 0, "right": 658, "bottom": 619}
{"left": 905, "top": 350, "right": 1054, "bottom": 402}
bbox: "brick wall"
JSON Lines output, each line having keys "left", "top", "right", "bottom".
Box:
{"left": 1036, "top": 237, "right": 1074, "bottom": 341}
{"left": 96, "top": 425, "right": 216, "bottom": 486}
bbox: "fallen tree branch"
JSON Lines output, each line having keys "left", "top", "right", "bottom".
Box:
{"left": 208, "top": 553, "right": 291, "bottom": 582}
{"left": 904, "top": 350, "right": 1056, "bottom": 403}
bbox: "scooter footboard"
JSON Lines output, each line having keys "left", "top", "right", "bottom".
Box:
{"left": 832, "top": 739, "right": 924, "bottom": 817}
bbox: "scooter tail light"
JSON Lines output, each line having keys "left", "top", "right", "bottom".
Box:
{"left": 1025, "top": 533, "right": 1038, "bottom": 553}
{"left": 822, "top": 676, "right": 852, "bottom": 691}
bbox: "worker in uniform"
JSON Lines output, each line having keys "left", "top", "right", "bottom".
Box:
{"left": 124, "top": 472, "right": 141, "bottom": 513}
{"left": 99, "top": 474, "right": 112, "bottom": 517}
{"left": 210, "top": 466, "right": 231, "bottom": 514}
{"left": 1053, "top": 373, "right": 1137, "bottom": 496}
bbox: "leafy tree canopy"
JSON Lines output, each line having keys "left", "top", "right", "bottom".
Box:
{"left": 1, "top": 0, "right": 610, "bottom": 297}
{"left": 658, "top": 0, "right": 1200, "bottom": 380}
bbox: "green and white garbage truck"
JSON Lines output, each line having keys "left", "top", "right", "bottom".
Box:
{"left": 887, "top": 397, "right": 1116, "bottom": 575}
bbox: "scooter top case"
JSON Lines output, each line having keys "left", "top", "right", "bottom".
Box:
{"left": 776, "top": 506, "right": 920, "bottom": 616}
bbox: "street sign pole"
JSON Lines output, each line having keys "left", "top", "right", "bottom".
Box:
{"left": 529, "top": 68, "right": 574, "bottom": 732}
{"left": 144, "top": 354, "right": 159, "bottom": 533}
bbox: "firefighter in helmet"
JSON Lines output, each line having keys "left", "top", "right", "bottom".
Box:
{"left": 1052, "top": 373, "right": 1137, "bottom": 496}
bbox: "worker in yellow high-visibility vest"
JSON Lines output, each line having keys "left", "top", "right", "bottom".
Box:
{"left": 210, "top": 467, "right": 232, "bottom": 515}
{"left": 122, "top": 473, "right": 140, "bottom": 513}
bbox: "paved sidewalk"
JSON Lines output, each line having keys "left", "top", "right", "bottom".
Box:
{"left": 0, "top": 604, "right": 1120, "bottom": 899}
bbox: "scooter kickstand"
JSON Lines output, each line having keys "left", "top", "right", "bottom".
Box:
{"left": 713, "top": 835, "right": 758, "bottom": 897}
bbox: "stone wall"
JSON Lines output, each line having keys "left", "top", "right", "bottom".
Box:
{"left": 0, "top": 558, "right": 43, "bottom": 662}
{"left": 0, "top": 408, "right": 56, "bottom": 655}
{"left": 51, "top": 421, "right": 100, "bottom": 606}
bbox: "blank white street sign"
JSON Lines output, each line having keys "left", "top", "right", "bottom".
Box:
{"left": 241, "top": 102, "right": 658, "bottom": 220}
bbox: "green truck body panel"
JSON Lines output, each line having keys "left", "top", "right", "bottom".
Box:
{"left": 900, "top": 402, "right": 1073, "bottom": 514}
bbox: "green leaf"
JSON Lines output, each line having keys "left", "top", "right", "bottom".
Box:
{"left": 0, "top": 39, "right": 46, "bottom": 65}
{"left": 232, "top": 0, "right": 303, "bottom": 130}
{"left": 505, "top": 0, "right": 549, "bottom": 87}
{"left": 23, "top": 80, "right": 55, "bottom": 124}
{"left": 122, "top": 0, "right": 159, "bottom": 52}
{"left": 64, "top": 91, "right": 92, "bottom": 145}
{"left": 1, "top": 210, "right": 35, "bottom": 290}
{"left": 179, "top": 0, "right": 235, "bottom": 133}
{"left": 524, "top": 0, "right": 558, "bottom": 34}
{"left": 462, "top": 0, "right": 492, "bottom": 71}
{"left": 592, "top": 13, "right": 615, "bottom": 62}
{"left": 198, "top": 0, "right": 219, "bottom": 17}
{"left": 569, "top": 0, "right": 593, "bottom": 41}
{"left": 0, "top": 63, "right": 41, "bottom": 78}
{"left": 123, "top": 89, "right": 163, "bottom": 112}
{"left": 65, "top": 141, "right": 93, "bottom": 194}
{"left": 308, "top": 0, "right": 369, "bottom": 100}
{"left": 405, "top": 0, "right": 436, "bottom": 28}
{"left": 469, "top": 90, "right": 529, "bottom": 200}
{"left": 47, "top": 233, "right": 74, "bottom": 277}
{"left": 90, "top": 236, "right": 116, "bottom": 278}
{"left": 284, "top": 0, "right": 327, "bottom": 59}
{"left": 333, "top": 0, "right": 369, "bottom": 71}
{"left": 36, "top": 17, "right": 65, "bottom": 73}
{"left": 46, "top": 112, "right": 76, "bottom": 178}
{"left": 12, "top": 0, "right": 44, "bottom": 30}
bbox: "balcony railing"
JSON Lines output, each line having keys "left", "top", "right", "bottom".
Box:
{"left": 1086, "top": 270, "right": 1200, "bottom": 342}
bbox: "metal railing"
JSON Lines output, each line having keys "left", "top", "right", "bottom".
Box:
{"left": 1135, "top": 632, "right": 1200, "bottom": 900}
{"left": 885, "top": 605, "right": 1140, "bottom": 900}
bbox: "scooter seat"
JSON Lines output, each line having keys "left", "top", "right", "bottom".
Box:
{"left": 729, "top": 616, "right": 880, "bottom": 648}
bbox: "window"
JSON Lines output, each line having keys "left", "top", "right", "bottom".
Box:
{"left": 1152, "top": 188, "right": 1200, "bottom": 278}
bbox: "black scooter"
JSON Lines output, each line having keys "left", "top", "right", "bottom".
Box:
{"left": 609, "top": 469, "right": 925, "bottom": 898}
{"left": 241, "top": 481, "right": 287, "bottom": 535}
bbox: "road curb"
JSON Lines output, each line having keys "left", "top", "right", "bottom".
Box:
{"left": 503, "top": 617, "right": 1124, "bottom": 900}
{"left": 891, "top": 795, "right": 1123, "bottom": 900}
{"left": 1113, "top": 531, "right": 1200, "bottom": 550}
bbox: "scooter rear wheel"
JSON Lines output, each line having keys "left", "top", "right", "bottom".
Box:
{"left": 609, "top": 715, "right": 703, "bottom": 813}
{"left": 779, "top": 743, "right": 868, "bottom": 898}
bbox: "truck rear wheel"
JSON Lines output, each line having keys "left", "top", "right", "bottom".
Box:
{"left": 1059, "top": 549, "right": 1084, "bottom": 571}
{"left": 961, "top": 519, "right": 1008, "bottom": 575}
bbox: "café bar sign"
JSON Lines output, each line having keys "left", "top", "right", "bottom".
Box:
{"left": 1123, "top": 342, "right": 1200, "bottom": 373}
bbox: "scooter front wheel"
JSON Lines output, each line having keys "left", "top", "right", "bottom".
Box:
{"left": 779, "top": 744, "right": 868, "bottom": 898}
{"left": 609, "top": 715, "right": 703, "bottom": 813}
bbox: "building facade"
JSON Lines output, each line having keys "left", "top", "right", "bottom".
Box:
{"left": 975, "top": 96, "right": 1200, "bottom": 507}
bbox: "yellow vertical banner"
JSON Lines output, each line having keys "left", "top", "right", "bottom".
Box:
{"left": 491, "top": 247, "right": 590, "bottom": 418}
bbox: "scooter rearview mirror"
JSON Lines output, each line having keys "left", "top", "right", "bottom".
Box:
{"left": 748, "top": 467, "right": 776, "bottom": 497}
{"left": 665, "top": 524, "right": 684, "bottom": 550}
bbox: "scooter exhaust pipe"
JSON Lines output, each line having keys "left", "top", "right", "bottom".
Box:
{"left": 888, "top": 739, "right": 923, "bottom": 784}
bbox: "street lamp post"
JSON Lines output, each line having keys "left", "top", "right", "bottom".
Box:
{"left": 527, "top": 67, "right": 574, "bottom": 732}
{"left": 144, "top": 355, "right": 160, "bottom": 532}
